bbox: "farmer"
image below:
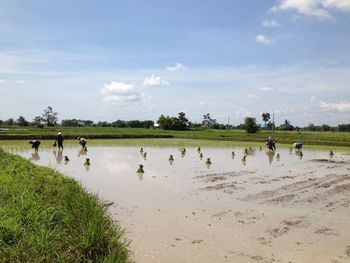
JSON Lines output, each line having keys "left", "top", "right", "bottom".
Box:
{"left": 29, "top": 140, "right": 41, "bottom": 152}
{"left": 55, "top": 132, "right": 64, "bottom": 150}
{"left": 293, "top": 142, "right": 303, "bottom": 150}
{"left": 77, "top": 137, "right": 87, "bottom": 149}
{"left": 266, "top": 136, "right": 276, "bottom": 151}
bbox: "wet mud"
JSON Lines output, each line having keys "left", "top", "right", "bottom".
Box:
{"left": 14, "top": 145, "right": 350, "bottom": 263}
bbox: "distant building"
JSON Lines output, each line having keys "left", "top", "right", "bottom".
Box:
{"left": 260, "top": 123, "right": 268, "bottom": 129}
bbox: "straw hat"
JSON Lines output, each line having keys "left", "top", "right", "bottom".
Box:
{"left": 57, "top": 132, "right": 62, "bottom": 135}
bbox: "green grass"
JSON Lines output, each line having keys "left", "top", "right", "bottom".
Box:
{"left": 0, "top": 148, "right": 130, "bottom": 263}
{"left": 1, "top": 126, "right": 350, "bottom": 147}
{"left": 0, "top": 138, "right": 348, "bottom": 152}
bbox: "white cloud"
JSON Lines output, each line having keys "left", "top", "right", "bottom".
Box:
{"left": 271, "top": 0, "right": 350, "bottom": 19}
{"left": 143, "top": 74, "right": 169, "bottom": 86}
{"left": 101, "top": 81, "right": 141, "bottom": 104}
{"left": 15, "top": 80, "right": 26, "bottom": 84}
{"left": 247, "top": 93, "right": 258, "bottom": 98}
{"left": 235, "top": 107, "right": 251, "bottom": 118}
{"left": 255, "top": 34, "right": 272, "bottom": 45}
{"left": 0, "top": 79, "right": 6, "bottom": 84}
{"left": 166, "top": 63, "right": 187, "bottom": 71}
{"left": 198, "top": 101, "right": 206, "bottom": 106}
{"left": 311, "top": 96, "right": 350, "bottom": 111}
{"left": 258, "top": 86, "right": 275, "bottom": 92}
{"left": 262, "top": 19, "right": 281, "bottom": 27}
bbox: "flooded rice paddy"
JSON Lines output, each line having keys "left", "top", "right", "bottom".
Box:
{"left": 3, "top": 139, "right": 350, "bottom": 263}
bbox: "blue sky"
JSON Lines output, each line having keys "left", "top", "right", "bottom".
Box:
{"left": 0, "top": 0, "right": 350, "bottom": 126}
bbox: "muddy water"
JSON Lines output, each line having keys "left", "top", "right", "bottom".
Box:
{"left": 13, "top": 145, "right": 350, "bottom": 263}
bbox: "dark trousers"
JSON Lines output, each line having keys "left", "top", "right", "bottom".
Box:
{"left": 58, "top": 142, "right": 63, "bottom": 149}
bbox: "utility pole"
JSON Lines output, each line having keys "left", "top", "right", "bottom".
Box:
{"left": 272, "top": 113, "right": 275, "bottom": 135}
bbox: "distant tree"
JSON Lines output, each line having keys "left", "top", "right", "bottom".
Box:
{"left": 62, "top": 119, "right": 79, "bottom": 127}
{"left": 176, "top": 112, "right": 189, "bottom": 130}
{"left": 306, "top": 123, "right": 316, "bottom": 131}
{"left": 321, "top": 124, "right": 331, "bottom": 132}
{"left": 244, "top": 117, "right": 259, "bottom": 133}
{"left": 267, "top": 121, "right": 273, "bottom": 130}
{"left": 157, "top": 113, "right": 188, "bottom": 130}
{"left": 96, "top": 121, "right": 111, "bottom": 127}
{"left": 338, "top": 124, "right": 350, "bottom": 132}
{"left": 202, "top": 113, "right": 217, "bottom": 128}
{"left": 261, "top": 113, "right": 271, "bottom": 125}
{"left": 142, "top": 120, "right": 154, "bottom": 129}
{"left": 0, "top": 119, "right": 3, "bottom": 126}
{"left": 110, "top": 120, "right": 153, "bottom": 128}
{"left": 111, "top": 120, "right": 127, "bottom": 128}
{"left": 188, "top": 122, "right": 202, "bottom": 129}
{"left": 83, "top": 120, "right": 94, "bottom": 126}
{"left": 235, "top": 123, "right": 246, "bottom": 130}
{"left": 279, "top": 119, "right": 294, "bottom": 131}
{"left": 41, "top": 106, "right": 58, "bottom": 126}
{"left": 17, "top": 116, "right": 29, "bottom": 126}
{"left": 5, "top": 118, "right": 14, "bottom": 126}
{"left": 157, "top": 115, "right": 174, "bottom": 130}
{"left": 128, "top": 120, "right": 143, "bottom": 128}
{"left": 33, "top": 116, "right": 43, "bottom": 127}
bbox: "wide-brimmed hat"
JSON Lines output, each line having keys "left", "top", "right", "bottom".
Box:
{"left": 57, "top": 132, "right": 62, "bottom": 135}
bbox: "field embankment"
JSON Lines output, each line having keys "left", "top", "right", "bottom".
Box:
{"left": 1, "top": 127, "right": 350, "bottom": 147}
{"left": 0, "top": 148, "right": 130, "bottom": 263}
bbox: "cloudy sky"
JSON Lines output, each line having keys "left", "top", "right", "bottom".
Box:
{"left": 0, "top": 0, "right": 349, "bottom": 126}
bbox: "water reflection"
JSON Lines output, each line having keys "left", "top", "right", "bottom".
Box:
{"left": 14, "top": 146, "right": 333, "bottom": 185}
{"left": 53, "top": 149, "right": 63, "bottom": 164}
{"left": 78, "top": 148, "right": 88, "bottom": 156}
{"left": 296, "top": 150, "right": 303, "bottom": 160}
{"left": 30, "top": 152, "right": 40, "bottom": 161}
{"left": 64, "top": 156, "right": 70, "bottom": 165}
{"left": 266, "top": 151, "right": 275, "bottom": 165}
{"left": 137, "top": 172, "right": 144, "bottom": 180}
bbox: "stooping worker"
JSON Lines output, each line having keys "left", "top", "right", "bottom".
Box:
{"left": 55, "top": 132, "right": 64, "bottom": 150}
{"left": 266, "top": 136, "right": 276, "bottom": 151}
{"left": 77, "top": 137, "right": 87, "bottom": 149}
{"left": 293, "top": 142, "right": 303, "bottom": 150}
{"left": 29, "top": 140, "right": 41, "bottom": 152}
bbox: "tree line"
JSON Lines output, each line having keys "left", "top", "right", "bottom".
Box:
{"left": 1, "top": 106, "right": 349, "bottom": 132}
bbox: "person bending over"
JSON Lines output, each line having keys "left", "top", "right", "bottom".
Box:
{"left": 29, "top": 140, "right": 41, "bottom": 152}
{"left": 266, "top": 136, "right": 276, "bottom": 151}
{"left": 78, "top": 137, "right": 87, "bottom": 149}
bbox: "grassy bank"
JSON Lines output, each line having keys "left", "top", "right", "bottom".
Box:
{"left": 0, "top": 148, "right": 130, "bottom": 262}
{"left": 1, "top": 127, "right": 350, "bottom": 147}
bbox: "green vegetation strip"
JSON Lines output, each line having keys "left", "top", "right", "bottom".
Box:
{"left": 0, "top": 148, "right": 130, "bottom": 263}
{"left": 1, "top": 127, "right": 350, "bottom": 147}
{"left": 0, "top": 138, "right": 348, "bottom": 152}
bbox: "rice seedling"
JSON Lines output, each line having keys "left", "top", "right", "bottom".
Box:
{"left": 84, "top": 158, "right": 90, "bottom": 165}
{"left": 137, "top": 164, "right": 144, "bottom": 173}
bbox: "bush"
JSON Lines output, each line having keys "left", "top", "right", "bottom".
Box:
{"left": 244, "top": 117, "right": 259, "bottom": 133}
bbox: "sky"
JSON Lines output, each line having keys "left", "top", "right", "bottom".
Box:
{"left": 0, "top": 0, "right": 350, "bottom": 126}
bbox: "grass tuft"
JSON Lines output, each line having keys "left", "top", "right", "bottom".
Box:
{"left": 0, "top": 148, "right": 131, "bottom": 263}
